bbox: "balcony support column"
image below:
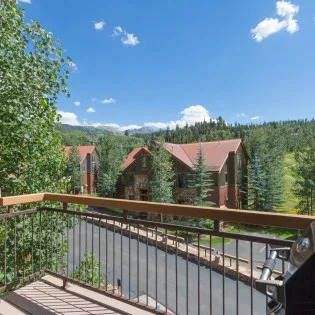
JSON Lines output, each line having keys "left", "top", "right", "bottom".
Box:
{"left": 7, "top": 205, "right": 14, "bottom": 213}
{"left": 214, "top": 220, "right": 223, "bottom": 232}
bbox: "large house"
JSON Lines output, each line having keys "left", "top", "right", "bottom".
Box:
{"left": 118, "top": 139, "right": 248, "bottom": 209}
{"left": 64, "top": 146, "right": 99, "bottom": 194}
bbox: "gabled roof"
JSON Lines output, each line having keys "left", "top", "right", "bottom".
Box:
{"left": 122, "top": 139, "right": 244, "bottom": 172}
{"left": 64, "top": 146, "right": 96, "bottom": 163}
{"left": 122, "top": 147, "right": 150, "bottom": 170}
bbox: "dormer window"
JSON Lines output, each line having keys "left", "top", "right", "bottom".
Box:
{"left": 142, "top": 155, "right": 147, "bottom": 169}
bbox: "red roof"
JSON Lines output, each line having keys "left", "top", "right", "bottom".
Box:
{"left": 122, "top": 139, "right": 243, "bottom": 172}
{"left": 64, "top": 146, "right": 96, "bottom": 163}
{"left": 123, "top": 147, "right": 149, "bottom": 170}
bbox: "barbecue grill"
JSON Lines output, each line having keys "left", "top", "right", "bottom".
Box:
{"left": 256, "top": 222, "right": 315, "bottom": 314}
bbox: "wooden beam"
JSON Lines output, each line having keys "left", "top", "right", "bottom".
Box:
{"left": 44, "top": 193, "right": 315, "bottom": 230}
{"left": 0, "top": 193, "right": 45, "bottom": 206}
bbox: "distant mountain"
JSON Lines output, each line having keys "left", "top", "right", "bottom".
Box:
{"left": 127, "top": 126, "right": 161, "bottom": 135}
{"left": 61, "top": 124, "right": 160, "bottom": 136}
{"left": 61, "top": 124, "right": 114, "bottom": 135}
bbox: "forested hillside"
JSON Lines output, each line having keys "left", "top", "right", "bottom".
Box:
{"left": 138, "top": 118, "right": 315, "bottom": 215}
{"left": 61, "top": 118, "right": 315, "bottom": 215}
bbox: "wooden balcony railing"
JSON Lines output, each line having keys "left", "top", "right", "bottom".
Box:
{"left": 0, "top": 192, "right": 314, "bottom": 229}
{"left": 0, "top": 193, "right": 315, "bottom": 315}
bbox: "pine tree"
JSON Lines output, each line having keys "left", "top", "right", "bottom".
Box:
{"left": 247, "top": 154, "right": 266, "bottom": 210}
{"left": 247, "top": 153, "right": 284, "bottom": 211}
{"left": 294, "top": 147, "right": 315, "bottom": 215}
{"left": 150, "top": 138, "right": 175, "bottom": 203}
{"left": 189, "top": 145, "right": 215, "bottom": 206}
{"left": 67, "top": 146, "right": 82, "bottom": 194}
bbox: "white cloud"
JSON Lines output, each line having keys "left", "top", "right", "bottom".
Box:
{"left": 112, "top": 26, "right": 123, "bottom": 37}
{"left": 121, "top": 33, "right": 140, "bottom": 46}
{"left": 57, "top": 111, "right": 79, "bottom": 126}
{"left": 236, "top": 113, "right": 247, "bottom": 117}
{"left": 251, "top": 18, "right": 287, "bottom": 42}
{"left": 145, "top": 105, "right": 213, "bottom": 130}
{"left": 101, "top": 97, "right": 116, "bottom": 104}
{"left": 19, "top": 0, "right": 31, "bottom": 3}
{"left": 94, "top": 21, "right": 106, "bottom": 30}
{"left": 250, "top": 116, "right": 261, "bottom": 120}
{"left": 74, "top": 101, "right": 81, "bottom": 106}
{"left": 251, "top": 1, "right": 299, "bottom": 42}
{"left": 112, "top": 26, "right": 140, "bottom": 46}
{"left": 87, "top": 107, "right": 96, "bottom": 113}
{"left": 276, "top": 1, "right": 299, "bottom": 18}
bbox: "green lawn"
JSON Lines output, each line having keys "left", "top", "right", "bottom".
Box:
{"left": 276, "top": 153, "right": 299, "bottom": 214}
{"left": 226, "top": 224, "right": 299, "bottom": 240}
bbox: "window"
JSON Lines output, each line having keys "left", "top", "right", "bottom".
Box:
{"left": 126, "top": 173, "right": 135, "bottom": 186}
{"left": 140, "top": 189, "right": 149, "bottom": 201}
{"left": 225, "top": 171, "right": 228, "bottom": 184}
{"left": 141, "top": 155, "right": 147, "bottom": 169}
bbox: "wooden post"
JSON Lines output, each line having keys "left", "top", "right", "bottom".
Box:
{"left": 7, "top": 205, "right": 14, "bottom": 213}
{"left": 123, "top": 210, "right": 128, "bottom": 219}
{"left": 63, "top": 202, "right": 68, "bottom": 211}
{"left": 214, "top": 220, "right": 223, "bottom": 231}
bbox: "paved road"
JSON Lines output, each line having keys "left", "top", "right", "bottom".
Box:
{"left": 65, "top": 222, "right": 267, "bottom": 315}
{"left": 209, "top": 233, "right": 288, "bottom": 273}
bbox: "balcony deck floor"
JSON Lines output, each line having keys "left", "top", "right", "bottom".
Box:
{"left": 1, "top": 276, "right": 155, "bottom": 315}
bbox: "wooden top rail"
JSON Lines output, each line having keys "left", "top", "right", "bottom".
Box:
{"left": 1, "top": 193, "right": 315, "bottom": 230}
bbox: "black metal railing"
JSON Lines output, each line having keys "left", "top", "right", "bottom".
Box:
{"left": 0, "top": 205, "right": 294, "bottom": 315}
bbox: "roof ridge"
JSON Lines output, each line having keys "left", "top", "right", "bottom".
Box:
{"left": 179, "top": 143, "right": 194, "bottom": 167}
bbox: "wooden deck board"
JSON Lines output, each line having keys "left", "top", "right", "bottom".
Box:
{"left": 1, "top": 276, "right": 155, "bottom": 315}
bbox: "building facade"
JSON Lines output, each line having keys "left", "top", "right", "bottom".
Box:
{"left": 118, "top": 139, "right": 248, "bottom": 209}
{"left": 64, "top": 146, "right": 99, "bottom": 194}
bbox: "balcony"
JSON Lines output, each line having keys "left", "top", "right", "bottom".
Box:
{"left": 0, "top": 193, "right": 314, "bottom": 315}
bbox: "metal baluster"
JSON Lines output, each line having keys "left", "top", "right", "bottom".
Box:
{"left": 165, "top": 228, "right": 168, "bottom": 312}
{"left": 85, "top": 215, "right": 88, "bottom": 282}
{"left": 61, "top": 212, "right": 64, "bottom": 275}
{"left": 4, "top": 217, "right": 7, "bottom": 286}
{"left": 50, "top": 212, "right": 53, "bottom": 270}
{"left": 137, "top": 223, "right": 140, "bottom": 303}
{"left": 73, "top": 214, "right": 76, "bottom": 280}
{"left": 31, "top": 213, "right": 34, "bottom": 274}
{"left": 155, "top": 226, "right": 158, "bottom": 310}
{"left": 92, "top": 216, "right": 94, "bottom": 286}
{"left": 67, "top": 212, "right": 69, "bottom": 277}
{"left": 99, "top": 218, "right": 101, "bottom": 289}
{"left": 186, "top": 231, "right": 189, "bottom": 315}
{"left": 23, "top": 214, "right": 25, "bottom": 278}
{"left": 113, "top": 220, "right": 115, "bottom": 292}
{"left": 14, "top": 216, "right": 17, "bottom": 280}
{"left": 39, "top": 211, "right": 42, "bottom": 271}
{"left": 55, "top": 212, "right": 58, "bottom": 273}
{"left": 106, "top": 219, "right": 108, "bottom": 290}
{"left": 265, "top": 243, "right": 268, "bottom": 314}
{"left": 120, "top": 220, "right": 123, "bottom": 297}
{"left": 175, "top": 230, "right": 178, "bottom": 315}
{"left": 222, "top": 237, "right": 225, "bottom": 315}
{"left": 236, "top": 239, "right": 239, "bottom": 315}
{"left": 250, "top": 241, "right": 253, "bottom": 315}
{"left": 146, "top": 226, "right": 149, "bottom": 306}
{"left": 79, "top": 215, "right": 81, "bottom": 281}
{"left": 128, "top": 222, "right": 131, "bottom": 299}
{"left": 198, "top": 233, "right": 200, "bottom": 315}
{"left": 210, "top": 234, "right": 212, "bottom": 315}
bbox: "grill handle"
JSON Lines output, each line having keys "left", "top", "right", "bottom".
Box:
{"left": 260, "top": 250, "right": 278, "bottom": 281}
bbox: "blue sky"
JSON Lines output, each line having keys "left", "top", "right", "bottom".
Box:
{"left": 20, "top": 0, "right": 315, "bottom": 130}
